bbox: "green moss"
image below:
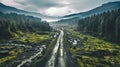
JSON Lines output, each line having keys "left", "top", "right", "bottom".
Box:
{"left": 0, "top": 46, "right": 24, "bottom": 65}
{"left": 77, "top": 59, "right": 84, "bottom": 67}
{"left": 16, "top": 32, "right": 50, "bottom": 43}
{"left": 4, "top": 30, "right": 51, "bottom": 44}
{"left": 0, "top": 56, "right": 16, "bottom": 64}
{"left": 66, "top": 29, "right": 120, "bottom": 67}
{"left": 9, "top": 47, "right": 23, "bottom": 55}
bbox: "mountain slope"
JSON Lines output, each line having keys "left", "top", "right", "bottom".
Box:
{"left": 63, "top": 1, "right": 120, "bottom": 18}
{"left": 0, "top": 3, "right": 59, "bottom": 20}
{"left": 56, "top": 1, "right": 120, "bottom": 25}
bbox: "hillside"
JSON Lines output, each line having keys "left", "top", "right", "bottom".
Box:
{"left": 77, "top": 9, "right": 120, "bottom": 44}
{"left": 64, "top": 1, "right": 120, "bottom": 18}
{"left": 0, "top": 12, "right": 52, "bottom": 42}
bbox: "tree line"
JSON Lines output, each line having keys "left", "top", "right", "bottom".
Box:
{"left": 0, "top": 12, "right": 52, "bottom": 40}
{"left": 77, "top": 9, "right": 120, "bottom": 44}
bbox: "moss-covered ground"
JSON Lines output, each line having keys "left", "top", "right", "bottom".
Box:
{"left": 66, "top": 29, "right": 120, "bottom": 67}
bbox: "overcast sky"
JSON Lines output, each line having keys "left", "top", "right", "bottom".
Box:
{"left": 0, "top": 0, "right": 120, "bottom": 16}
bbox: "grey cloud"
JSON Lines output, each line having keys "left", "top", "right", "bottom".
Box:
{"left": 66, "top": 0, "right": 120, "bottom": 12}
{"left": 13, "top": 0, "right": 67, "bottom": 13}
{"left": 14, "top": 1, "right": 27, "bottom": 6}
{"left": 16, "top": 0, "right": 66, "bottom": 8}
{"left": 1, "top": 0, "right": 120, "bottom": 16}
{"left": 28, "top": 0, "right": 61, "bottom": 8}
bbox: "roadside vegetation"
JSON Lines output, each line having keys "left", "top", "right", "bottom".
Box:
{"left": 66, "top": 29, "right": 120, "bottom": 67}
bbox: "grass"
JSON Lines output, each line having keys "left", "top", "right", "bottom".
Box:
{"left": 66, "top": 29, "right": 120, "bottom": 67}
{"left": 0, "top": 30, "right": 53, "bottom": 44}
{"left": 19, "top": 33, "right": 50, "bottom": 43}
{"left": 11, "top": 31, "right": 51, "bottom": 44}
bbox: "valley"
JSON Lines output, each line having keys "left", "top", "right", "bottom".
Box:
{"left": 0, "top": 1, "right": 120, "bottom": 67}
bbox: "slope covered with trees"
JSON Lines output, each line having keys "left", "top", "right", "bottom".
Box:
{"left": 77, "top": 9, "right": 120, "bottom": 44}
{"left": 0, "top": 12, "right": 52, "bottom": 41}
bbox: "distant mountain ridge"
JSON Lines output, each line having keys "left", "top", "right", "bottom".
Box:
{"left": 0, "top": 3, "right": 59, "bottom": 20}
{"left": 0, "top": 1, "right": 120, "bottom": 22}
{"left": 63, "top": 1, "right": 120, "bottom": 18}
{"left": 56, "top": 1, "right": 120, "bottom": 25}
